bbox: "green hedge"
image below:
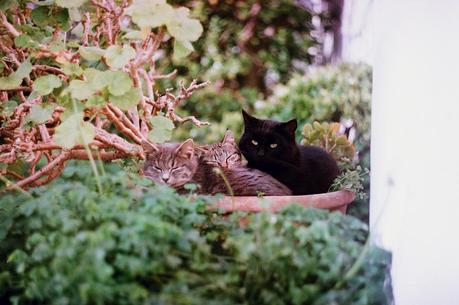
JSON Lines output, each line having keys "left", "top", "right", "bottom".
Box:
{"left": 0, "top": 162, "right": 391, "bottom": 305}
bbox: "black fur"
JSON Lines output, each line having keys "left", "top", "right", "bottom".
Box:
{"left": 238, "top": 110, "right": 340, "bottom": 195}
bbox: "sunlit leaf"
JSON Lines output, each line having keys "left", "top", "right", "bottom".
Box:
{"left": 109, "top": 87, "right": 141, "bottom": 110}
{"left": 26, "top": 104, "right": 54, "bottom": 124}
{"left": 68, "top": 80, "right": 94, "bottom": 100}
{"left": 126, "top": 0, "right": 174, "bottom": 29}
{"left": 84, "top": 68, "right": 110, "bottom": 91}
{"left": 106, "top": 71, "right": 132, "bottom": 96}
{"left": 55, "top": 0, "right": 87, "bottom": 9}
{"left": 79, "top": 46, "right": 105, "bottom": 61}
{"left": 148, "top": 115, "right": 175, "bottom": 143}
{"left": 0, "top": 76, "right": 22, "bottom": 90}
{"left": 166, "top": 7, "right": 203, "bottom": 42}
{"left": 0, "top": 59, "right": 32, "bottom": 90}
{"left": 62, "top": 62, "right": 83, "bottom": 76}
{"left": 33, "top": 75, "right": 62, "bottom": 95}
{"left": 173, "top": 40, "right": 194, "bottom": 60}
{"left": 86, "top": 95, "right": 106, "bottom": 108}
{"left": 15, "top": 59, "right": 33, "bottom": 79}
{"left": 54, "top": 112, "right": 95, "bottom": 149}
{"left": 104, "top": 45, "right": 136, "bottom": 69}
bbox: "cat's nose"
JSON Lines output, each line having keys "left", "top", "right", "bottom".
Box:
{"left": 161, "top": 173, "right": 170, "bottom": 182}
{"left": 257, "top": 150, "right": 265, "bottom": 157}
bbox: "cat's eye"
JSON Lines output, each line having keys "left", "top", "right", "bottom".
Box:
{"left": 270, "top": 143, "right": 278, "bottom": 148}
{"left": 251, "top": 140, "right": 258, "bottom": 146}
{"left": 151, "top": 165, "right": 162, "bottom": 171}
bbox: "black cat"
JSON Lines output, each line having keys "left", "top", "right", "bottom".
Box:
{"left": 238, "top": 110, "right": 340, "bottom": 195}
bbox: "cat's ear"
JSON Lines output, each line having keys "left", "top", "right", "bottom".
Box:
{"left": 222, "top": 130, "right": 236, "bottom": 144}
{"left": 141, "top": 139, "right": 158, "bottom": 154}
{"left": 176, "top": 139, "right": 195, "bottom": 159}
{"left": 279, "top": 119, "right": 297, "bottom": 138}
{"left": 242, "top": 109, "right": 259, "bottom": 129}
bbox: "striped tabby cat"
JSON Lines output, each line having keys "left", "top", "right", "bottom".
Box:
{"left": 195, "top": 131, "right": 291, "bottom": 196}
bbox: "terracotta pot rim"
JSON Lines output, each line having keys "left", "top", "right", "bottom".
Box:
{"left": 213, "top": 190, "right": 355, "bottom": 213}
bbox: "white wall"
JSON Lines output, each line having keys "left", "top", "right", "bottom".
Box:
{"left": 369, "top": 1, "right": 459, "bottom": 304}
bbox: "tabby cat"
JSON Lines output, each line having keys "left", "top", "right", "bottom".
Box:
{"left": 238, "top": 110, "right": 340, "bottom": 195}
{"left": 142, "top": 133, "right": 291, "bottom": 196}
{"left": 196, "top": 130, "right": 291, "bottom": 196}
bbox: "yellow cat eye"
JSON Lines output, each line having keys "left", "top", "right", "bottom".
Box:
{"left": 251, "top": 140, "right": 258, "bottom": 145}
{"left": 270, "top": 143, "right": 278, "bottom": 148}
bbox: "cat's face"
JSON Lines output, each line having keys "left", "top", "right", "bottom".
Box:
{"left": 142, "top": 139, "right": 197, "bottom": 188}
{"left": 199, "top": 130, "right": 242, "bottom": 169}
{"left": 238, "top": 110, "right": 298, "bottom": 163}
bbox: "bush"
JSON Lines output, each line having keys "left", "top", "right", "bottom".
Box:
{"left": 0, "top": 162, "right": 392, "bottom": 305}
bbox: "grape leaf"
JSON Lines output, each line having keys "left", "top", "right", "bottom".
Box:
{"left": 166, "top": 8, "right": 203, "bottom": 42}
{"left": 86, "top": 95, "right": 106, "bottom": 108}
{"left": 26, "top": 104, "right": 54, "bottom": 124}
{"left": 54, "top": 112, "right": 95, "bottom": 149}
{"left": 33, "top": 75, "right": 62, "bottom": 95}
{"left": 173, "top": 40, "right": 194, "bottom": 60}
{"left": 68, "top": 80, "right": 95, "bottom": 100}
{"left": 106, "top": 71, "right": 132, "bottom": 96}
{"left": 109, "top": 87, "right": 141, "bottom": 110}
{"left": 126, "top": 0, "right": 174, "bottom": 28}
{"left": 55, "top": 0, "right": 87, "bottom": 9}
{"left": 79, "top": 46, "right": 105, "bottom": 61}
{"left": 0, "top": 59, "right": 32, "bottom": 90}
{"left": 148, "top": 115, "right": 175, "bottom": 143}
{"left": 15, "top": 59, "right": 33, "bottom": 79}
{"left": 62, "top": 62, "right": 83, "bottom": 76}
{"left": 84, "top": 68, "right": 110, "bottom": 91}
{"left": 0, "top": 76, "right": 22, "bottom": 90}
{"left": 104, "top": 45, "right": 136, "bottom": 69}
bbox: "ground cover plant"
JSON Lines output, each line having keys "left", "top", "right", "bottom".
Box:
{"left": 0, "top": 161, "right": 393, "bottom": 305}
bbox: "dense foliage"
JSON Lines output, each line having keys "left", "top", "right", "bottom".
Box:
{"left": 0, "top": 162, "right": 392, "bottom": 305}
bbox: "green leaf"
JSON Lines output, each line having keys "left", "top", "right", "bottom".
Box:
{"left": 79, "top": 46, "right": 105, "bottom": 61}
{"left": 31, "top": 6, "right": 70, "bottom": 30}
{"left": 0, "top": 76, "right": 22, "bottom": 90}
{"left": 33, "top": 75, "right": 62, "bottom": 95}
{"left": 166, "top": 8, "right": 203, "bottom": 42}
{"left": 26, "top": 104, "right": 54, "bottom": 124}
{"left": 68, "top": 80, "right": 95, "bottom": 100}
{"left": 0, "top": 0, "right": 18, "bottom": 11}
{"left": 106, "top": 71, "right": 132, "bottom": 96}
{"left": 54, "top": 112, "right": 95, "bottom": 149}
{"left": 104, "top": 45, "right": 136, "bottom": 69}
{"left": 15, "top": 59, "right": 33, "bottom": 80}
{"left": 148, "top": 115, "right": 175, "bottom": 143}
{"left": 109, "top": 87, "right": 141, "bottom": 110}
{"left": 150, "top": 115, "right": 175, "bottom": 130}
{"left": 62, "top": 62, "right": 83, "bottom": 76}
{"left": 84, "top": 68, "right": 110, "bottom": 91}
{"left": 14, "top": 34, "right": 39, "bottom": 49}
{"left": 173, "top": 40, "right": 194, "bottom": 60}
{"left": 126, "top": 0, "right": 174, "bottom": 29}
{"left": 0, "top": 59, "right": 32, "bottom": 90}
{"left": 86, "top": 95, "right": 106, "bottom": 108}
{"left": 55, "top": 0, "right": 87, "bottom": 8}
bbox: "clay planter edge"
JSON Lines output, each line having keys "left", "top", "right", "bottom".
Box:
{"left": 213, "top": 190, "right": 355, "bottom": 214}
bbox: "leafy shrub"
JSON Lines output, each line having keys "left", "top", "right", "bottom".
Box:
{"left": 260, "top": 63, "right": 372, "bottom": 152}
{"left": 0, "top": 162, "right": 392, "bottom": 305}
{"left": 0, "top": 0, "right": 208, "bottom": 189}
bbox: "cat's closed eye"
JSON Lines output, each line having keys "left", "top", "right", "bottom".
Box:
{"left": 150, "top": 165, "right": 162, "bottom": 171}
{"left": 251, "top": 140, "right": 258, "bottom": 145}
{"left": 270, "top": 143, "right": 278, "bottom": 148}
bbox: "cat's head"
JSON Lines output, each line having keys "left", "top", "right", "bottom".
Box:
{"left": 239, "top": 110, "right": 298, "bottom": 163}
{"left": 199, "top": 130, "right": 242, "bottom": 169}
{"left": 142, "top": 139, "right": 198, "bottom": 187}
